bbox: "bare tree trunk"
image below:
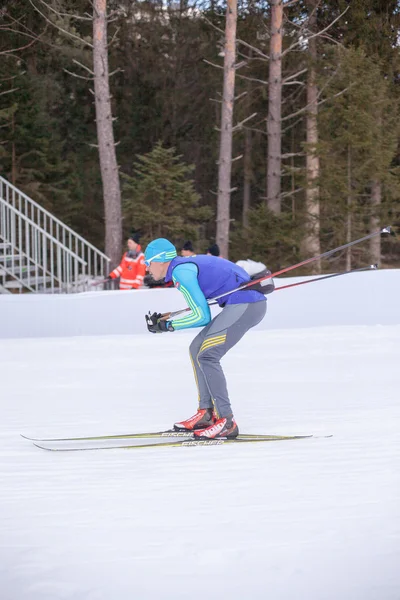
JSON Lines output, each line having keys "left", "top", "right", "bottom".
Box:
{"left": 93, "top": 0, "right": 122, "bottom": 269}
{"left": 290, "top": 128, "right": 295, "bottom": 219}
{"left": 302, "top": 0, "right": 321, "bottom": 272}
{"left": 216, "top": 0, "right": 238, "bottom": 259}
{"left": 370, "top": 179, "right": 381, "bottom": 264}
{"left": 242, "top": 49, "right": 252, "bottom": 229}
{"left": 346, "top": 145, "right": 352, "bottom": 271}
{"left": 243, "top": 126, "right": 252, "bottom": 228}
{"left": 266, "top": 0, "right": 283, "bottom": 214}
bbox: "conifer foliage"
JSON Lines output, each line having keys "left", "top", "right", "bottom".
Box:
{"left": 0, "top": 0, "right": 399, "bottom": 269}
{"left": 122, "top": 142, "right": 213, "bottom": 247}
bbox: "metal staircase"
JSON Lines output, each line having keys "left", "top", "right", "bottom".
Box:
{"left": 0, "top": 176, "right": 110, "bottom": 293}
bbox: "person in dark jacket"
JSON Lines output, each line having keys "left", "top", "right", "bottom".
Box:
{"left": 206, "top": 243, "right": 221, "bottom": 257}
{"left": 144, "top": 238, "right": 267, "bottom": 440}
{"left": 180, "top": 241, "right": 196, "bottom": 257}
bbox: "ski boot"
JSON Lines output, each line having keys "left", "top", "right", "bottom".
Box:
{"left": 174, "top": 408, "right": 216, "bottom": 431}
{"left": 193, "top": 416, "right": 239, "bottom": 439}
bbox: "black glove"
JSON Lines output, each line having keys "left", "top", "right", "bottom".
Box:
{"left": 145, "top": 311, "right": 174, "bottom": 334}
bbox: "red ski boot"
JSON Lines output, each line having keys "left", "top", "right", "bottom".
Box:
{"left": 193, "top": 416, "right": 239, "bottom": 439}
{"left": 174, "top": 408, "right": 216, "bottom": 431}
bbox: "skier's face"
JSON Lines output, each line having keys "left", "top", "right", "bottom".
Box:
{"left": 148, "top": 261, "right": 167, "bottom": 280}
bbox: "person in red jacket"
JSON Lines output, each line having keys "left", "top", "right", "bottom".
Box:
{"left": 107, "top": 233, "right": 146, "bottom": 290}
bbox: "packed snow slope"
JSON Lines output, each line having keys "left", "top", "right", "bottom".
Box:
{"left": 0, "top": 269, "right": 399, "bottom": 600}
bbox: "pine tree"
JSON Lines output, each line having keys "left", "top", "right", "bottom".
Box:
{"left": 122, "top": 142, "right": 213, "bottom": 247}
{"left": 318, "top": 47, "right": 399, "bottom": 268}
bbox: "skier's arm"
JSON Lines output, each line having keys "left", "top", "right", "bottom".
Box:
{"left": 169, "top": 263, "right": 211, "bottom": 330}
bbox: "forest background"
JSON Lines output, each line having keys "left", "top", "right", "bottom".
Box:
{"left": 1, "top": 0, "right": 399, "bottom": 273}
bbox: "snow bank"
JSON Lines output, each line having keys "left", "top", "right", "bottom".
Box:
{"left": 0, "top": 267, "right": 399, "bottom": 600}
{"left": 0, "top": 269, "right": 399, "bottom": 339}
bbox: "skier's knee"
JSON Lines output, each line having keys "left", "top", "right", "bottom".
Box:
{"left": 189, "top": 339, "right": 200, "bottom": 359}
{"left": 197, "top": 349, "right": 216, "bottom": 367}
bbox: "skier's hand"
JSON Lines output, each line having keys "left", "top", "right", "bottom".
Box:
{"left": 145, "top": 311, "right": 174, "bottom": 334}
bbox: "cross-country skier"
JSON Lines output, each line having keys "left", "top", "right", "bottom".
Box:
{"left": 144, "top": 238, "right": 267, "bottom": 439}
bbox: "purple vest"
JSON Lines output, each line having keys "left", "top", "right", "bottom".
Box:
{"left": 165, "top": 255, "right": 266, "bottom": 306}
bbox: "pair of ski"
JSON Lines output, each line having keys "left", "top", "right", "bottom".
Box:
{"left": 21, "top": 429, "right": 323, "bottom": 452}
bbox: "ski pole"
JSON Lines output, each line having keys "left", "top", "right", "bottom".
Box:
{"left": 90, "top": 279, "right": 109, "bottom": 287}
{"left": 274, "top": 263, "right": 377, "bottom": 292}
{"left": 210, "top": 226, "right": 390, "bottom": 302}
{"left": 165, "top": 227, "right": 390, "bottom": 317}
{"left": 162, "top": 263, "right": 378, "bottom": 320}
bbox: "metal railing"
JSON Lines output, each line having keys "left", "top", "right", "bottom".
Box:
{"left": 0, "top": 176, "right": 110, "bottom": 293}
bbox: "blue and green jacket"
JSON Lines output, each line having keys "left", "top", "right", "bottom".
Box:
{"left": 165, "top": 255, "right": 266, "bottom": 330}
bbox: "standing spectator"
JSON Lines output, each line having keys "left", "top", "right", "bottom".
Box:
{"left": 206, "top": 243, "right": 221, "bottom": 257}
{"left": 107, "top": 233, "right": 146, "bottom": 290}
{"left": 181, "top": 241, "right": 196, "bottom": 257}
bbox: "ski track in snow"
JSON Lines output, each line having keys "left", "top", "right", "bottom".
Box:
{"left": 0, "top": 324, "right": 399, "bottom": 599}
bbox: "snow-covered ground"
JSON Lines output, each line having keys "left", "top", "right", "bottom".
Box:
{"left": 0, "top": 270, "right": 399, "bottom": 600}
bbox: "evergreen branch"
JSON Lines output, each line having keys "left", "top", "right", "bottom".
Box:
{"left": 280, "top": 187, "right": 304, "bottom": 199}
{"left": 109, "top": 68, "right": 123, "bottom": 77}
{"left": 234, "top": 60, "right": 248, "bottom": 70}
{"left": 232, "top": 113, "right": 257, "bottom": 132}
{"left": 282, "top": 86, "right": 351, "bottom": 122}
{"left": 318, "top": 33, "right": 345, "bottom": 48}
{"left": 1, "top": 12, "right": 48, "bottom": 41}
{"left": 202, "top": 16, "right": 269, "bottom": 60}
{"left": 0, "top": 17, "right": 71, "bottom": 55}
{"left": 89, "top": 0, "right": 100, "bottom": 20}
{"left": 0, "top": 73, "right": 25, "bottom": 83}
{"left": 106, "top": 16, "right": 122, "bottom": 24}
{"left": 283, "top": 68, "right": 308, "bottom": 83}
{"left": 203, "top": 59, "right": 224, "bottom": 70}
{"left": 63, "top": 68, "right": 94, "bottom": 81}
{"left": 234, "top": 91, "right": 248, "bottom": 102}
{"left": 237, "top": 38, "right": 269, "bottom": 61}
{"left": 282, "top": 84, "right": 306, "bottom": 108}
{"left": 0, "top": 87, "right": 19, "bottom": 97}
{"left": 283, "top": 80, "right": 305, "bottom": 86}
{"left": 281, "top": 116, "right": 304, "bottom": 134}
{"left": 284, "top": 0, "right": 301, "bottom": 6}
{"left": 236, "top": 74, "right": 269, "bottom": 85}
{"left": 107, "top": 26, "right": 120, "bottom": 48}
{"left": 28, "top": 0, "right": 93, "bottom": 48}
{"left": 36, "top": 0, "right": 92, "bottom": 21}
{"left": 282, "top": 6, "right": 349, "bottom": 58}
{"left": 0, "top": 31, "right": 41, "bottom": 56}
{"left": 244, "top": 126, "right": 267, "bottom": 136}
{"left": 72, "top": 59, "right": 94, "bottom": 75}
{"left": 281, "top": 152, "right": 305, "bottom": 159}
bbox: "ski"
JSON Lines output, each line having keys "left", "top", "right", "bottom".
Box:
{"left": 32, "top": 434, "right": 314, "bottom": 452}
{"left": 21, "top": 430, "right": 290, "bottom": 443}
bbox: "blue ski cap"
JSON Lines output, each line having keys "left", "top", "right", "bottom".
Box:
{"left": 144, "top": 238, "right": 177, "bottom": 266}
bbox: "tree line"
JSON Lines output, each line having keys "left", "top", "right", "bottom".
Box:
{"left": 0, "top": 0, "right": 399, "bottom": 273}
